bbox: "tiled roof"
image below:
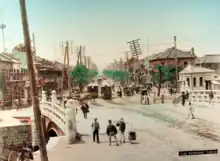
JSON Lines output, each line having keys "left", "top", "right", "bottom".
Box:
{"left": 179, "top": 64, "right": 215, "bottom": 74}
{"left": 1, "top": 53, "right": 20, "bottom": 61}
{"left": 150, "top": 47, "right": 195, "bottom": 60}
{"left": 197, "top": 54, "right": 220, "bottom": 64}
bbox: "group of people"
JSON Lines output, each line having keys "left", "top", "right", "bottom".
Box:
{"left": 91, "top": 118, "right": 126, "bottom": 146}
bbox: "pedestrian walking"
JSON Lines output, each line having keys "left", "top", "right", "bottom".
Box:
{"left": 153, "top": 93, "right": 156, "bottom": 104}
{"left": 81, "top": 102, "right": 89, "bottom": 119}
{"left": 187, "top": 101, "right": 195, "bottom": 119}
{"left": 181, "top": 92, "right": 186, "bottom": 106}
{"left": 118, "top": 118, "right": 126, "bottom": 144}
{"left": 172, "top": 93, "right": 176, "bottom": 106}
{"left": 209, "top": 91, "right": 214, "bottom": 105}
{"left": 161, "top": 94, "right": 164, "bottom": 104}
{"left": 106, "top": 120, "right": 119, "bottom": 146}
{"left": 91, "top": 118, "right": 100, "bottom": 143}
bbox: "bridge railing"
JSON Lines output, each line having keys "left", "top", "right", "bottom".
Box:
{"left": 189, "top": 90, "right": 220, "bottom": 105}
{"left": 32, "top": 90, "right": 78, "bottom": 147}
{"left": 40, "top": 101, "right": 66, "bottom": 132}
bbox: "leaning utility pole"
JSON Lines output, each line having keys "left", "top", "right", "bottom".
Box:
{"left": 19, "top": 1, "right": 49, "bottom": 161}
{"left": 127, "top": 39, "right": 142, "bottom": 84}
{"left": 174, "top": 36, "right": 178, "bottom": 90}
{"left": 127, "top": 39, "right": 142, "bottom": 69}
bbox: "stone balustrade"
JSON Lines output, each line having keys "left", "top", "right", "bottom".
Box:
{"left": 189, "top": 90, "right": 220, "bottom": 105}
{"left": 31, "top": 90, "right": 77, "bottom": 147}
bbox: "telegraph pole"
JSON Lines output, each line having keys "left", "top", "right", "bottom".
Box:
{"left": 125, "top": 51, "right": 130, "bottom": 84}
{"left": 60, "top": 41, "right": 72, "bottom": 98}
{"left": 174, "top": 36, "right": 178, "bottom": 90}
{"left": 60, "top": 42, "right": 66, "bottom": 101}
{"left": 19, "top": 1, "right": 49, "bottom": 161}
{"left": 127, "top": 39, "right": 142, "bottom": 84}
{"left": 66, "top": 41, "right": 72, "bottom": 97}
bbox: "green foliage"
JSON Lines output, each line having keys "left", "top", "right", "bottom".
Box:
{"left": 88, "top": 69, "right": 99, "bottom": 78}
{"left": 102, "top": 70, "right": 130, "bottom": 81}
{"left": 70, "top": 65, "right": 89, "bottom": 85}
{"left": 152, "top": 64, "right": 180, "bottom": 83}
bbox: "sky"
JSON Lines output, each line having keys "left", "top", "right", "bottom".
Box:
{"left": 0, "top": 0, "right": 220, "bottom": 70}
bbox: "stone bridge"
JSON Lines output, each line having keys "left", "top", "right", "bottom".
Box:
{"left": 31, "top": 90, "right": 77, "bottom": 147}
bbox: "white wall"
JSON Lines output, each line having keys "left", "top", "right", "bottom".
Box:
{"left": 179, "top": 72, "right": 216, "bottom": 90}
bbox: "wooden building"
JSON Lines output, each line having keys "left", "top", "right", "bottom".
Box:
{"left": 1, "top": 69, "right": 28, "bottom": 109}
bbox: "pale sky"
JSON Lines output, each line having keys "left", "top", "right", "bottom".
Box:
{"left": 1, "top": 0, "right": 220, "bottom": 70}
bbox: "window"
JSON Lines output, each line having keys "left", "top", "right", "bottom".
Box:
{"left": 184, "top": 62, "right": 188, "bottom": 66}
{"left": 193, "top": 77, "right": 196, "bottom": 87}
{"left": 199, "top": 77, "right": 203, "bottom": 86}
{"left": 186, "top": 78, "right": 190, "bottom": 86}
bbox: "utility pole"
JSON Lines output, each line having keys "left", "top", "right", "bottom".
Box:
{"left": 125, "top": 51, "right": 130, "bottom": 84}
{"left": 127, "top": 39, "right": 142, "bottom": 84}
{"left": 114, "top": 59, "right": 117, "bottom": 83}
{"left": 19, "top": 1, "right": 49, "bottom": 161}
{"left": 60, "top": 40, "right": 72, "bottom": 99}
{"left": 60, "top": 42, "right": 66, "bottom": 101}
{"left": 66, "top": 41, "right": 72, "bottom": 97}
{"left": 174, "top": 36, "right": 178, "bottom": 90}
{"left": 145, "top": 38, "right": 150, "bottom": 84}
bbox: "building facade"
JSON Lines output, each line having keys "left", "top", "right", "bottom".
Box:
{"left": 149, "top": 47, "right": 196, "bottom": 69}
{"left": 179, "top": 64, "right": 217, "bottom": 91}
{"left": 195, "top": 54, "right": 220, "bottom": 76}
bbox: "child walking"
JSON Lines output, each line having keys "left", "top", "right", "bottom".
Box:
{"left": 187, "top": 101, "right": 195, "bottom": 119}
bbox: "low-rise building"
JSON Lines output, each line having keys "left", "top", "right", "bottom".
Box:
{"left": 149, "top": 47, "right": 196, "bottom": 68}
{"left": 195, "top": 54, "right": 220, "bottom": 76}
{"left": 0, "top": 53, "right": 21, "bottom": 70}
{"left": 179, "top": 64, "right": 218, "bottom": 91}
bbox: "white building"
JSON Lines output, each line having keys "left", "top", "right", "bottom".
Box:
{"left": 179, "top": 64, "right": 218, "bottom": 91}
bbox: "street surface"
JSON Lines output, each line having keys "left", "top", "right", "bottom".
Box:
{"left": 34, "top": 95, "right": 220, "bottom": 161}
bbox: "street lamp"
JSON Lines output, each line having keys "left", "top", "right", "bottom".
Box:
{"left": 0, "top": 23, "right": 6, "bottom": 52}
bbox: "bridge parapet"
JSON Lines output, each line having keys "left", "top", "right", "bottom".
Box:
{"left": 32, "top": 90, "right": 77, "bottom": 147}
{"left": 189, "top": 90, "right": 220, "bottom": 105}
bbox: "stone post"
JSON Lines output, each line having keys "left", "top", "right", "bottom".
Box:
{"left": 51, "top": 90, "right": 57, "bottom": 104}
{"left": 41, "top": 90, "right": 46, "bottom": 102}
{"left": 65, "top": 99, "right": 77, "bottom": 144}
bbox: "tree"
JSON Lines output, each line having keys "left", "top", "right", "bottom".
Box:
{"left": 103, "top": 70, "right": 130, "bottom": 82}
{"left": 152, "top": 64, "right": 177, "bottom": 96}
{"left": 70, "top": 65, "right": 89, "bottom": 92}
{"left": 88, "top": 69, "right": 99, "bottom": 78}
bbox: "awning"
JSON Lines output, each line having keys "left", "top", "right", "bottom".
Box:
{"left": 211, "top": 80, "right": 220, "bottom": 85}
